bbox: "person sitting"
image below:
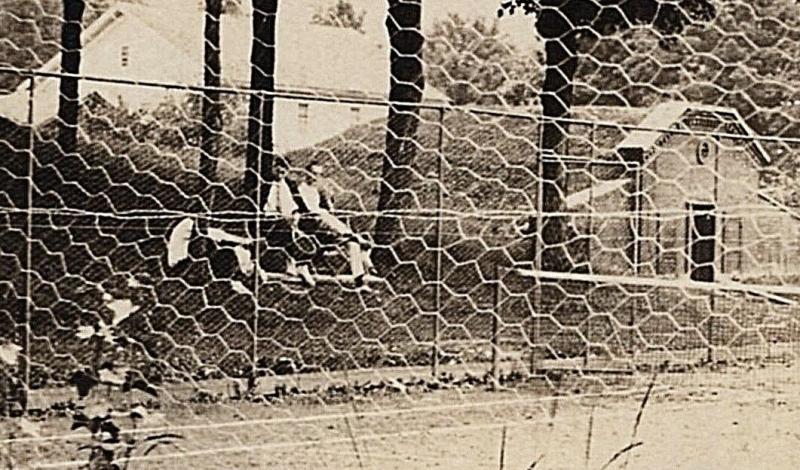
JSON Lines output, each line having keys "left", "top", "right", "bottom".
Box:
{"left": 166, "top": 216, "right": 254, "bottom": 282}
{"left": 166, "top": 157, "right": 374, "bottom": 289}
{"left": 165, "top": 157, "right": 315, "bottom": 287}
{"left": 262, "top": 156, "right": 316, "bottom": 287}
{"left": 296, "top": 161, "right": 375, "bottom": 287}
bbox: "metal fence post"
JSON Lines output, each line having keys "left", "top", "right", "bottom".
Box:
{"left": 432, "top": 108, "right": 444, "bottom": 378}
{"left": 251, "top": 90, "right": 265, "bottom": 385}
{"left": 531, "top": 118, "right": 545, "bottom": 376}
{"left": 492, "top": 264, "right": 501, "bottom": 389}
{"left": 708, "top": 296, "right": 715, "bottom": 364}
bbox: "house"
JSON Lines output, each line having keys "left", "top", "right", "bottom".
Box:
{"left": 565, "top": 101, "right": 800, "bottom": 282}
{"left": 0, "top": 2, "right": 447, "bottom": 153}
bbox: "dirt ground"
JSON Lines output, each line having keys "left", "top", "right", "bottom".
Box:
{"left": 7, "top": 364, "right": 800, "bottom": 469}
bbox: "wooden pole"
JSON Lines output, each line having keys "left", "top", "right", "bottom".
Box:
{"left": 57, "top": 0, "right": 85, "bottom": 158}
{"left": 19, "top": 75, "right": 35, "bottom": 411}
{"left": 200, "top": 0, "right": 223, "bottom": 214}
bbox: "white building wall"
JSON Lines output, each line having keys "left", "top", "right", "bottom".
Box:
{"left": 0, "top": 15, "right": 195, "bottom": 125}
{"left": 0, "top": 10, "right": 397, "bottom": 153}
{"left": 273, "top": 99, "right": 384, "bottom": 153}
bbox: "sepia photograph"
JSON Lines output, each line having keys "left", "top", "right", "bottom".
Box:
{"left": 0, "top": 0, "right": 798, "bottom": 468}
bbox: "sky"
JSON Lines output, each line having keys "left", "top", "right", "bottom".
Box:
{"left": 310, "top": 0, "right": 541, "bottom": 51}
{"left": 171, "top": 0, "right": 541, "bottom": 51}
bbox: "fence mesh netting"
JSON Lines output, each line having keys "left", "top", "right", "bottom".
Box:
{"left": 0, "top": 0, "right": 799, "bottom": 468}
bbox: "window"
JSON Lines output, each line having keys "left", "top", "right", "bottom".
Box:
{"left": 121, "top": 46, "right": 130, "bottom": 68}
{"left": 350, "top": 106, "right": 360, "bottom": 122}
{"left": 298, "top": 103, "right": 309, "bottom": 123}
{"left": 695, "top": 138, "right": 717, "bottom": 165}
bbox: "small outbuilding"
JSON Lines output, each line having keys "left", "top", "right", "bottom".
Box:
{"left": 566, "top": 101, "right": 800, "bottom": 283}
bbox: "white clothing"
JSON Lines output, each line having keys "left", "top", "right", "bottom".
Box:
{"left": 297, "top": 183, "right": 372, "bottom": 278}
{"left": 167, "top": 218, "right": 194, "bottom": 267}
{"left": 167, "top": 217, "right": 255, "bottom": 276}
{"left": 299, "top": 182, "right": 353, "bottom": 236}
{"left": 264, "top": 179, "right": 298, "bottom": 218}
{"left": 232, "top": 246, "right": 254, "bottom": 276}
{"left": 299, "top": 182, "right": 322, "bottom": 213}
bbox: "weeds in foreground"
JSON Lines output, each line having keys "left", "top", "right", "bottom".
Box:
{"left": 599, "top": 441, "right": 644, "bottom": 470}
{"left": 498, "top": 424, "right": 508, "bottom": 470}
{"left": 71, "top": 406, "right": 183, "bottom": 470}
{"left": 343, "top": 414, "right": 365, "bottom": 470}
{"left": 68, "top": 313, "right": 183, "bottom": 469}
{"left": 584, "top": 405, "right": 596, "bottom": 469}
{"left": 526, "top": 453, "right": 544, "bottom": 469}
{"left": 599, "top": 371, "right": 658, "bottom": 470}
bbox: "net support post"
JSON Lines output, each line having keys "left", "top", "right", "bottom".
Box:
{"left": 250, "top": 89, "right": 267, "bottom": 386}
{"left": 17, "top": 74, "right": 36, "bottom": 412}
{"left": 491, "top": 264, "right": 502, "bottom": 390}
{"left": 431, "top": 107, "right": 445, "bottom": 378}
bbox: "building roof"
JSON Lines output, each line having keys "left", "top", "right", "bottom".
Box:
{"left": 41, "top": 2, "right": 448, "bottom": 103}
{"left": 565, "top": 179, "right": 628, "bottom": 209}
{"left": 617, "top": 101, "right": 771, "bottom": 164}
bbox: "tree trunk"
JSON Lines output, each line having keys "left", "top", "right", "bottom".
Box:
{"left": 201, "top": 0, "right": 223, "bottom": 189}
{"left": 536, "top": 15, "right": 579, "bottom": 272}
{"left": 373, "top": 0, "right": 425, "bottom": 247}
{"left": 57, "top": 0, "right": 85, "bottom": 157}
{"left": 244, "top": 0, "right": 278, "bottom": 212}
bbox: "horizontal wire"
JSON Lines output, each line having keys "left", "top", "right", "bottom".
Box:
{"left": 0, "top": 66, "right": 519, "bottom": 117}
{"left": 36, "top": 386, "right": 779, "bottom": 469}
{"left": 0, "top": 205, "right": 798, "bottom": 220}
{"left": 11, "top": 385, "right": 663, "bottom": 447}
{"left": 3, "top": 67, "right": 800, "bottom": 147}
{"left": 1, "top": 12, "right": 798, "bottom": 469}
{"left": 311, "top": 447, "right": 446, "bottom": 465}
{"left": 520, "top": 269, "right": 800, "bottom": 296}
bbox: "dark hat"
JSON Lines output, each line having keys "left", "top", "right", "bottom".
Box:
{"left": 273, "top": 155, "right": 289, "bottom": 169}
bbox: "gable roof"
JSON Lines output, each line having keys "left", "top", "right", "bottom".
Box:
{"left": 617, "top": 101, "right": 771, "bottom": 164}
{"left": 28, "top": 2, "right": 447, "bottom": 103}
{"left": 28, "top": 6, "right": 126, "bottom": 75}
{"left": 565, "top": 178, "right": 628, "bottom": 209}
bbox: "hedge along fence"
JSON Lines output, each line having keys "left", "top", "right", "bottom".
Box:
{"left": 2, "top": 85, "right": 800, "bottom": 389}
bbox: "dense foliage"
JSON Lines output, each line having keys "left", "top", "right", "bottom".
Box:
{"left": 425, "top": 14, "right": 542, "bottom": 106}
{"left": 310, "top": 0, "right": 366, "bottom": 33}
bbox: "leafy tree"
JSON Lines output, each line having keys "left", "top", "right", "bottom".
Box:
{"left": 499, "top": 0, "right": 716, "bottom": 271}
{"left": 425, "top": 14, "right": 542, "bottom": 106}
{"left": 244, "top": 0, "right": 278, "bottom": 214}
{"left": 565, "top": 1, "right": 800, "bottom": 204}
{"left": 374, "top": 0, "right": 425, "bottom": 248}
{"left": 57, "top": 0, "right": 86, "bottom": 157}
{"left": 311, "top": 0, "right": 366, "bottom": 33}
{"left": 201, "top": 0, "right": 222, "bottom": 190}
{"left": 0, "top": 1, "right": 59, "bottom": 91}
{"left": 222, "top": 0, "right": 244, "bottom": 14}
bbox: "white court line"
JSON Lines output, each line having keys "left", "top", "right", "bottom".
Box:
{"left": 31, "top": 389, "right": 780, "bottom": 469}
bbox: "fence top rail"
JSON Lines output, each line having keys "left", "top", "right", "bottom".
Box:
{"left": 6, "top": 67, "right": 800, "bottom": 147}
{"left": 3, "top": 205, "right": 798, "bottom": 221}
{"left": 519, "top": 269, "right": 800, "bottom": 300}
{"left": 0, "top": 66, "right": 532, "bottom": 119}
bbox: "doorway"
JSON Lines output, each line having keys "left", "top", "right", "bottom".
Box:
{"left": 688, "top": 203, "right": 716, "bottom": 282}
